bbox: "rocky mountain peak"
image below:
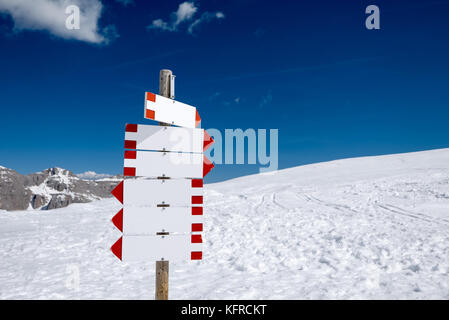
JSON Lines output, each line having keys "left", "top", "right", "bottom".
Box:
{"left": 42, "top": 167, "right": 77, "bottom": 178}
{"left": 0, "top": 165, "right": 120, "bottom": 211}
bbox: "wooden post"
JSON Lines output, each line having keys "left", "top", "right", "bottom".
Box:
{"left": 155, "top": 69, "right": 172, "bottom": 300}
{"left": 155, "top": 259, "right": 169, "bottom": 300}
{"left": 159, "top": 69, "right": 172, "bottom": 99}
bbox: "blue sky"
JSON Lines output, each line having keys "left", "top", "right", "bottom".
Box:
{"left": 0, "top": 0, "right": 448, "bottom": 183}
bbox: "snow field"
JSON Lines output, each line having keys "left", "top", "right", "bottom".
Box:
{"left": 0, "top": 148, "right": 448, "bottom": 299}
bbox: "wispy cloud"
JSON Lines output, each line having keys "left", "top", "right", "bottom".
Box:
{"left": 148, "top": 1, "right": 224, "bottom": 35}
{"left": 254, "top": 27, "right": 265, "bottom": 38}
{"left": 208, "top": 91, "right": 221, "bottom": 101}
{"left": 259, "top": 91, "right": 272, "bottom": 108}
{"left": 206, "top": 91, "right": 240, "bottom": 107}
{"left": 76, "top": 171, "right": 112, "bottom": 180}
{"left": 115, "top": 0, "right": 134, "bottom": 6}
{"left": 220, "top": 95, "right": 241, "bottom": 107}
{"left": 148, "top": 1, "right": 197, "bottom": 32}
{"left": 188, "top": 11, "right": 225, "bottom": 34}
{"left": 204, "top": 56, "right": 383, "bottom": 83}
{"left": 0, "top": 0, "right": 116, "bottom": 44}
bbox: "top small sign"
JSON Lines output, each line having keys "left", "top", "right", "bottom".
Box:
{"left": 144, "top": 92, "right": 201, "bottom": 128}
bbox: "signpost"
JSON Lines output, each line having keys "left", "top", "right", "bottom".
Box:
{"left": 110, "top": 69, "right": 214, "bottom": 300}
{"left": 144, "top": 92, "right": 201, "bottom": 128}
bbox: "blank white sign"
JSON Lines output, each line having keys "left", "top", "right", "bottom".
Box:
{"left": 124, "top": 151, "right": 203, "bottom": 178}
{"left": 125, "top": 124, "right": 204, "bottom": 153}
{"left": 145, "top": 92, "right": 198, "bottom": 128}
{"left": 122, "top": 235, "right": 202, "bottom": 262}
{"left": 123, "top": 179, "right": 202, "bottom": 207}
{"left": 123, "top": 206, "right": 203, "bottom": 235}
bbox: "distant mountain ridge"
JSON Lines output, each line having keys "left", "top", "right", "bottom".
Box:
{"left": 0, "top": 166, "right": 121, "bottom": 211}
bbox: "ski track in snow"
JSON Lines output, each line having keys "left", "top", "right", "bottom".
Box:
{"left": 1, "top": 149, "right": 449, "bottom": 299}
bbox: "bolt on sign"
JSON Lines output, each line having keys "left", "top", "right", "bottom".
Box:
{"left": 111, "top": 95, "right": 214, "bottom": 262}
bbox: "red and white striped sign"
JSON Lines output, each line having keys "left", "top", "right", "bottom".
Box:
{"left": 112, "top": 207, "right": 203, "bottom": 235}
{"left": 111, "top": 179, "right": 204, "bottom": 207}
{"left": 124, "top": 123, "right": 214, "bottom": 153}
{"left": 144, "top": 92, "right": 201, "bottom": 128}
{"left": 111, "top": 235, "right": 203, "bottom": 262}
{"left": 123, "top": 151, "right": 214, "bottom": 178}
{"left": 111, "top": 89, "right": 214, "bottom": 263}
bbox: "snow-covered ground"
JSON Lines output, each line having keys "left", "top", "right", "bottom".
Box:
{"left": 1, "top": 148, "right": 449, "bottom": 299}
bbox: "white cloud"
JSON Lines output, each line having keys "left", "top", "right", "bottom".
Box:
{"left": 150, "top": 18, "right": 171, "bottom": 31}
{"left": 175, "top": 1, "right": 197, "bottom": 26}
{"left": 148, "top": 1, "right": 197, "bottom": 32}
{"left": 187, "top": 11, "right": 225, "bottom": 34}
{"left": 0, "top": 0, "right": 115, "bottom": 44}
{"left": 76, "top": 171, "right": 112, "bottom": 180}
{"left": 148, "top": 1, "right": 224, "bottom": 34}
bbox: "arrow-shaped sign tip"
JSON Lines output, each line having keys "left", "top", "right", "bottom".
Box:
{"left": 203, "top": 156, "right": 215, "bottom": 178}
{"left": 203, "top": 130, "right": 214, "bottom": 151}
{"left": 112, "top": 208, "right": 123, "bottom": 232}
{"left": 111, "top": 237, "right": 123, "bottom": 261}
{"left": 195, "top": 110, "right": 201, "bottom": 128}
{"left": 111, "top": 180, "right": 124, "bottom": 204}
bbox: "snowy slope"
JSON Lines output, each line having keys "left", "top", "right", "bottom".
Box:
{"left": 0, "top": 148, "right": 449, "bottom": 299}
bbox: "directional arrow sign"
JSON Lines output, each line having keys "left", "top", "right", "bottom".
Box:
{"left": 124, "top": 123, "right": 214, "bottom": 153}
{"left": 123, "top": 151, "right": 214, "bottom": 178}
{"left": 111, "top": 179, "right": 204, "bottom": 207}
{"left": 111, "top": 88, "right": 215, "bottom": 263}
{"left": 112, "top": 207, "right": 203, "bottom": 234}
{"left": 111, "top": 235, "right": 203, "bottom": 262}
{"left": 144, "top": 92, "right": 201, "bottom": 128}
